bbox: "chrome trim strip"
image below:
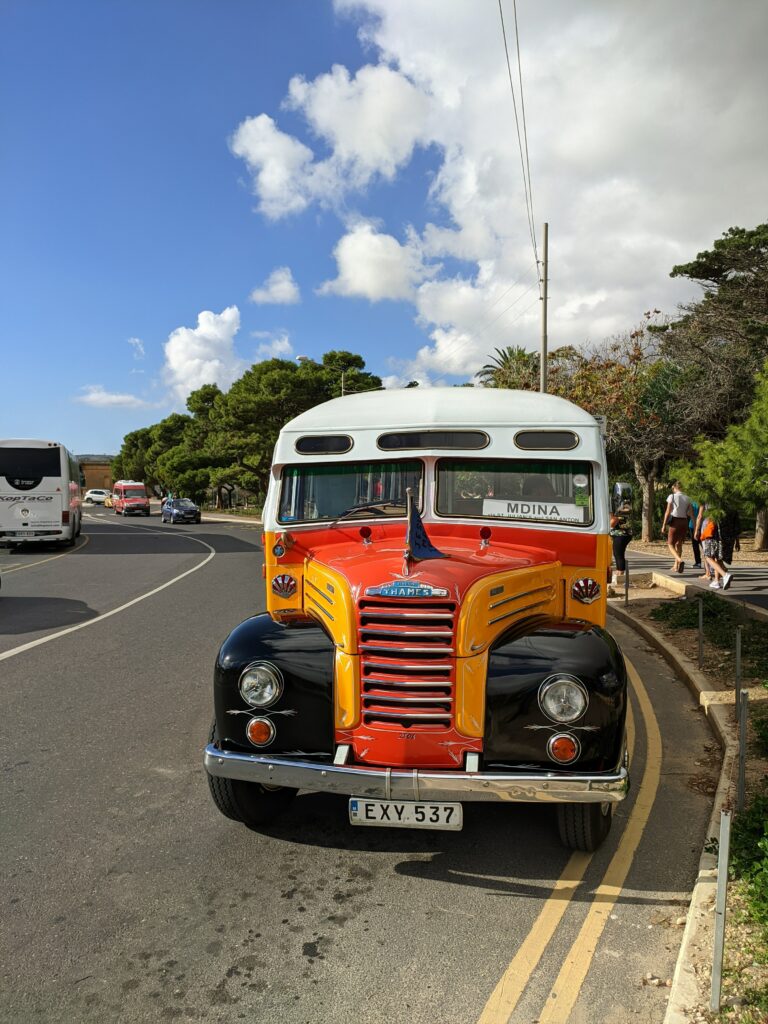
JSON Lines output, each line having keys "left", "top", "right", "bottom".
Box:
{"left": 361, "top": 612, "right": 454, "bottom": 621}
{"left": 488, "top": 585, "right": 553, "bottom": 611}
{"left": 363, "top": 710, "right": 453, "bottom": 720}
{"left": 204, "top": 745, "right": 630, "bottom": 804}
{"left": 363, "top": 661, "right": 452, "bottom": 672}
{"left": 307, "top": 596, "right": 334, "bottom": 621}
{"left": 361, "top": 644, "right": 455, "bottom": 655}
{"left": 360, "top": 629, "right": 454, "bottom": 638}
{"left": 306, "top": 579, "right": 333, "bottom": 604}
{"left": 362, "top": 695, "right": 453, "bottom": 704}
{"left": 488, "top": 599, "right": 549, "bottom": 627}
{"left": 363, "top": 678, "right": 453, "bottom": 689}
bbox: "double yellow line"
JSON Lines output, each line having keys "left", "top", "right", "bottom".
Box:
{"left": 478, "top": 658, "right": 661, "bottom": 1023}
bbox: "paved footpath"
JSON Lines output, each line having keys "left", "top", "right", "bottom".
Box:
{"left": 621, "top": 547, "right": 768, "bottom": 614}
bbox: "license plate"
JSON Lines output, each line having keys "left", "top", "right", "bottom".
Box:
{"left": 349, "top": 798, "right": 462, "bottom": 831}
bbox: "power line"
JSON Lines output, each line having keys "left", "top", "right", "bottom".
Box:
{"left": 429, "top": 291, "right": 542, "bottom": 388}
{"left": 498, "top": 0, "right": 540, "bottom": 295}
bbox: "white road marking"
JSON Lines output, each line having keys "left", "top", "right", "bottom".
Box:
{"left": 0, "top": 529, "right": 215, "bottom": 664}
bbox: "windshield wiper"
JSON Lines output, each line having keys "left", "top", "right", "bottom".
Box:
{"left": 330, "top": 500, "right": 407, "bottom": 525}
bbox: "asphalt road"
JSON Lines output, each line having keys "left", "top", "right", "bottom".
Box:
{"left": 1, "top": 511, "right": 717, "bottom": 1024}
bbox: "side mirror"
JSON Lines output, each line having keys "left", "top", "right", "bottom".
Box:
{"left": 611, "top": 482, "right": 632, "bottom": 513}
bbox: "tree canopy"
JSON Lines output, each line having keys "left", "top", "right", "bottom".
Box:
{"left": 112, "top": 351, "right": 381, "bottom": 505}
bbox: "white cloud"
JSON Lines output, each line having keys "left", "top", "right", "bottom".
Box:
{"left": 255, "top": 333, "right": 294, "bottom": 360}
{"left": 286, "top": 63, "right": 430, "bottom": 183}
{"left": 249, "top": 266, "right": 300, "bottom": 305}
{"left": 230, "top": 0, "right": 768, "bottom": 379}
{"left": 231, "top": 64, "right": 430, "bottom": 218}
{"left": 74, "top": 386, "right": 151, "bottom": 409}
{"left": 230, "top": 114, "right": 314, "bottom": 219}
{"left": 162, "top": 306, "right": 244, "bottom": 404}
{"left": 127, "top": 336, "right": 145, "bottom": 360}
{"left": 319, "top": 222, "right": 431, "bottom": 301}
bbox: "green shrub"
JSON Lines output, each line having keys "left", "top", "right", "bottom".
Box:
{"left": 650, "top": 596, "right": 768, "bottom": 675}
{"left": 752, "top": 706, "right": 768, "bottom": 759}
{"left": 730, "top": 787, "right": 768, "bottom": 939}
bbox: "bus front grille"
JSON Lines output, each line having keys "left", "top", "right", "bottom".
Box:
{"left": 357, "top": 599, "right": 457, "bottom": 728}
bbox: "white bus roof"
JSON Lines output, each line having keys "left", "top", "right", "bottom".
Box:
{"left": 0, "top": 438, "right": 63, "bottom": 447}
{"left": 274, "top": 388, "right": 601, "bottom": 465}
{"left": 283, "top": 388, "right": 595, "bottom": 432}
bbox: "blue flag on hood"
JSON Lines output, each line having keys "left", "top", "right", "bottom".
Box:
{"left": 404, "top": 488, "right": 447, "bottom": 566}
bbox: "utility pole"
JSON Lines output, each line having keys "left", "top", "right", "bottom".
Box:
{"left": 341, "top": 371, "right": 345, "bottom": 396}
{"left": 539, "top": 221, "right": 548, "bottom": 393}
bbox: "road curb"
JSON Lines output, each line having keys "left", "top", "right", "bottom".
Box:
{"left": 608, "top": 603, "right": 738, "bottom": 1023}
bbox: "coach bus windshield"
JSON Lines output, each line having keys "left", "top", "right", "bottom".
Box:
{"left": 279, "top": 460, "right": 422, "bottom": 523}
{"left": 0, "top": 446, "right": 61, "bottom": 490}
{"left": 436, "top": 458, "right": 594, "bottom": 526}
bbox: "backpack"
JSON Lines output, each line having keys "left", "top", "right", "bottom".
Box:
{"left": 701, "top": 518, "right": 717, "bottom": 540}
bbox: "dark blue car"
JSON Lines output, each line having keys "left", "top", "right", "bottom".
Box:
{"left": 161, "top": 498, "right": 202, "bottom": 524}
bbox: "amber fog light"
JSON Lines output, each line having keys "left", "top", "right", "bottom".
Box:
{"left": 246, "top": 717, "right": 275, "bottom": 747}
{"left": 548, "top": 733, "right": 580, "bottom": 764}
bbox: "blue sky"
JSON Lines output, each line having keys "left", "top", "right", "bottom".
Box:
{"left": 2, "top": 1, "right": 766, "bottom": 454}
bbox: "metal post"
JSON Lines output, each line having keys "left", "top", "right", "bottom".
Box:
{"left": 698, "top": 598, "right": 704, "bottom": 669}
{"left": 735, "top": 625, "right": 742, "bottom": 704}
{"left": 737, "top": 690, "right": 748, "bottom": 814}
{"left": 624, "top": 560, "right": 629, "bottom": 607}
{"left": 710, "top": 809, "right": 732, "bottom": 1012}
{"left": 539, "top": 222, "right": 548, "bottom": 394}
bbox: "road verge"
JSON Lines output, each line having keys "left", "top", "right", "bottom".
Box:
{"left": 608, "top": 602, "right": 738, "bottom": 1024}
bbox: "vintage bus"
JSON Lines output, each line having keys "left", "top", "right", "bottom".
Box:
{"left": 204, "top": 389, "right": 629, "bottom": 850}
{"left": 0, "top": 438, "right": 82, "bottom": 546}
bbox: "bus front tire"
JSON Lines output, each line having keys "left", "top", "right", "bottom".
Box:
{"left": 206, "top": 723, "right": 296, "bottom": 828}
{"left": 557, "top": 801, "right": 613, "bottom": 852}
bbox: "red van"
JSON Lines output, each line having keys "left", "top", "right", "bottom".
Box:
{"left": 112, "top": 480, "right": 150, "bottom": 516}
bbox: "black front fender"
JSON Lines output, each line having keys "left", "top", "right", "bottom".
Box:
{"left": 214, "top": 614, "right": 335, "bottom": 756}
{"left": 484, "top": 616, "right": 627, "bottom": 771}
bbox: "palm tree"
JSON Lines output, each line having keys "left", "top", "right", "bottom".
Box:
{"left": 476, "top": 346, "right": 539, "bottom": 390}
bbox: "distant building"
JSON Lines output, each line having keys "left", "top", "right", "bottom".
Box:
{"left": 78, "top": 454, "right": 115, "bottom": 492}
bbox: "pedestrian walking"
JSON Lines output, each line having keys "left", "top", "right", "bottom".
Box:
{"left": 695, "top": 506, "right": 734, "bottom": 590}
{"left": 689, "top": 500, "right": 702, "bottom": 569}
{"left": 661, "top": 481, "right": 694, "bottom": 574}
{"left": 610, "top": 488, "right": 633, "bottom": 584}
{"left": 719, "top": 508, "right": 742, "bottom": 567}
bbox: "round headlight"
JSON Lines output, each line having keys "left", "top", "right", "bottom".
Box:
{"left": 539, "top": 675, "right": 588, "bottom": 724}
{"left": 239, "top": 662, "right": 283, "bottom": 708}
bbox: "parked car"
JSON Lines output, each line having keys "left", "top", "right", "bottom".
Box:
{"left": 83, "top": 488, "right": 110, "bottom": 504}
{"left": 161, "top": 498, "right": 201, "bottom": 524}
{"left": 204, "top": 388, "right": 629, "bottom": 851}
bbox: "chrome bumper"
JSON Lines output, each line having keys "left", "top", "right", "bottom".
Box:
{"left": 204, "top": 745, "right": 629, "bottom": 804}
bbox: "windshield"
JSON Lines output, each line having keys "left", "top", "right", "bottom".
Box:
{"left": 124, "top": 489, "right": 146, "bottom": 498}
{"left": 0, "top": 446, "right": 61, "bottom": 490}
{"left": 174, "top": 499, "right": 195, "bottom": 508}
{"left": 436, "top": 458, "right": 594, "bottom": 526}
{"left": 279, "top": 460, "right": 422, "bottom": 523}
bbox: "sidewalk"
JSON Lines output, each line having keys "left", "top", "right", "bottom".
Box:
{"left": 623, "top": 545, "right": 768, "bottom": 616}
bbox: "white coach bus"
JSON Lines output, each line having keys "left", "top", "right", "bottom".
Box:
{"left": 0, "top": 439, "right": 82, "bottom": 546}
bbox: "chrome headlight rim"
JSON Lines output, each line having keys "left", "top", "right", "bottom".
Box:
{"left": 238, "top": 661, "right": 284, "bottom": 709}
{"left": 538, "top": 674, "right": 589, "bottom": 725}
